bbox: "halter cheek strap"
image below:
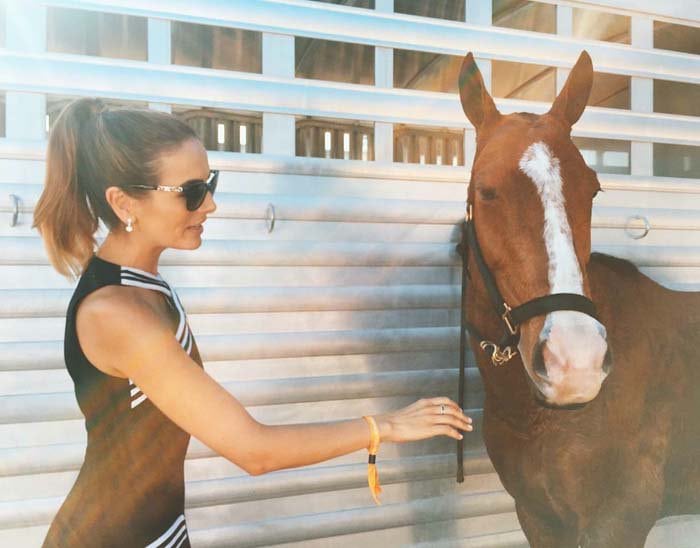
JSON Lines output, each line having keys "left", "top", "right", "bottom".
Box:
{"left": 458, "top": 203, "right": 600, "bottom": 367}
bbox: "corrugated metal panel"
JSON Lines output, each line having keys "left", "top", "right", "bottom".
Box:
{"left": 1, "top": 1, "right": 699, "bottom": 546}
{"left": 3, "top": 147, "right": 700, "bottom": 544}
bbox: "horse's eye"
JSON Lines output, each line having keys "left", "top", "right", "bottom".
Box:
{"left": 479, "top": 187, "right": 497, "bottom": 201}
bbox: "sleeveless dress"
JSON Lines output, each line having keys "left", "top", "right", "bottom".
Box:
{"left": 42, "top": 254, "right": 203, "bottom": 548}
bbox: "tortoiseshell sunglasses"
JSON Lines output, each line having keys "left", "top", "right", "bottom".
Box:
{"left": 130, "top": 169, "right": 219, "bottom": 211}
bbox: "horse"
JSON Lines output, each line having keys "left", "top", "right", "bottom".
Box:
{"left": 457, "top": 50, "right": 700, "bottom": 547}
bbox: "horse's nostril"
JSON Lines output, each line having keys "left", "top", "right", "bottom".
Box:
{"left": 532, "top": 340, "right": 548, "bottom": 379}
{"left": 602, "top": 346, "right": 613, "bottom": 375}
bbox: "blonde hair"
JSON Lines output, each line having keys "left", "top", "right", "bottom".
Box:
{"left": 32, "top": 98, "right": 198, "bottom": 279}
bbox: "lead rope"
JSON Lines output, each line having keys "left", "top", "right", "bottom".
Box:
{"left": 456, "top": 216, "right": 470, "bottom": 483}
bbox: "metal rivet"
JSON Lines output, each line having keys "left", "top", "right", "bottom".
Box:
{"left": 266, "top": 203, "right": 276, "bottom": 233}
{"left": 10, "top": 194, "right": 22, "bottom": 227}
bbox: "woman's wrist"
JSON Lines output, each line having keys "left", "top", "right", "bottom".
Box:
{"left": 373, "top": 414, "right": 393, "bottom": 444}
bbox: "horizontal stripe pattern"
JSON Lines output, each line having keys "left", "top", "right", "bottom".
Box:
{"left": 128, "top": 378, "right": 147, "bottom": 409}
{"left": 167, "top": 283, "right": 194, "bottom": 356}
{"left": 120, "top": 267, "right": 195, "bottom": 411}
{"left": 145, "top": 513, "right": 188, "bottom": 548}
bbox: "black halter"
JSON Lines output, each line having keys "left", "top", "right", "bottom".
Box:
{"left": 457, "top": 203, "right": 599, "bottom": 367}
{"left": 455, "top": 202, "right": 599, "bottom": 482}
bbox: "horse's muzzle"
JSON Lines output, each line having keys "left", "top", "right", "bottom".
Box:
{"left": 527, "top": 331, "right": 612, "bottom": 407}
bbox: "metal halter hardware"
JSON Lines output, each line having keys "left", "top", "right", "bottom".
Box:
{"left": 458, "top": 202, "right": 600, "bottom": 368}
{"left": 479, "top": 341, "right": 517, "bottom": 366}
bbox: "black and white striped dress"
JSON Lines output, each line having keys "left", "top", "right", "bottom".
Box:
{"left": 43, "top": 254, "right": 202, "bottom": 547}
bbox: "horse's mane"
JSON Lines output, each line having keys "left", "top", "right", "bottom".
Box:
{"left": 589, "top": 252, "right": 640, "bottom": 279}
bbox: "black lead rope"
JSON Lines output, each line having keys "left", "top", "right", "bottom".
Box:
{"left": 456, "top": 219, "right": 469, "bottom": 483}
{"left": 454, "top": 209, "right": 600, "bottom": 483}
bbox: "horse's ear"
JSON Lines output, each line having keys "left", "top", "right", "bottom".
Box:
{"left": 548, "top": 50, "right": 594, "bottom": 128}
{"left": 459, "top": 52, "right": 500, "bottom": 131}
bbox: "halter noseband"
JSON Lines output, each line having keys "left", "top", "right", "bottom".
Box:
{"left": 457, "top": 203, "right": 599, "bottom": 367}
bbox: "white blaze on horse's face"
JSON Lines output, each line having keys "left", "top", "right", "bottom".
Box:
{"left": 518, "top": 141, "right": 609, "bottom": 406}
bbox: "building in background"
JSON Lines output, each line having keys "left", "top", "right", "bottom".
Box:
{"left": 0, "top": 1, "right": 698, "bottom": 546}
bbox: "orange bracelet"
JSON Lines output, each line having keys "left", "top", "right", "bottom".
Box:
{"left": 362, "top": 415, "right": 382, "bottom": 505}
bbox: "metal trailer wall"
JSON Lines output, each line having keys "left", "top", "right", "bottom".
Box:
{"left": 0, "top": 1, "right": 699, "bottom": 546}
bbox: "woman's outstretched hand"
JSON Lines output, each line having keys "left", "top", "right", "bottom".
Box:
{"left": 374, "top": 397, "right": 473, "bottom": 444}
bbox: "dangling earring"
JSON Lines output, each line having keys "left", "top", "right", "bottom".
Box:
{"left": 125, "top": 218, "right": 134, "bottom": 233}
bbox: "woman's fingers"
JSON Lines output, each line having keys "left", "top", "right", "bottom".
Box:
{"left": 438, "top": 424, "right": 464, "bottom": 440}
{"left": 429, "top": 405, "right": 472, "bottom": 421}
{"left": 386, "top": 397, "right": 475, "bottom": 443}
{"left": 422, "top": 397, "right": 470, "bottom": 418}
{"left": 424, "top": 400, "right": 473, "bottom": 426}
{"left": 432, "top": 413, "right": 473, "bottom": 432}
{"left": 426, "top": 397, "right": 460, "bottom": 411}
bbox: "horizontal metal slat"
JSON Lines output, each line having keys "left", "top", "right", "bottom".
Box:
{"left": 410, "top": 529, "right": 528, "bottom": 548}
{"left": 185, "top": 451, "right": 494, "bottom": 509}
{"left": 2, "top": 51, "right": 699, "bottom": 145}
{"left": 2, "top": 237, "right": 457, "bottom": 266}
{"left": 44, "top": 0, "right": 699, "bottom": 84}
{"left": 189, "top": 490, "right": 516, "bottom": 548}
{"left": 0, "top": 326, "right": 461, "bottom": 371}
{"left": 4, "top": 181, "right": 700, "bottom": 229}
{"left": 0, "top": 449, "right": 494, "bottom": 529}
{"left": 0, "top": 341, "right": 62, "bottom": 372}
{"left": 2, "top": 308, "right": 456, "bottom": 342}
{"left": 595, "top": 245, "right": 700, "bottom": 266}
{"left": 0, "top": 140, "right": 468, "bottom": 182}
{"left": 0, "top": 184, "right": 466, "bottom": 224}
{"left": 0, "top": 367, "right": 482, "bottom": 424}
{"left": 1, "top": 397, "right": 480, "bottom": 456}
{"left": 5, "top": 237, "right": 700, "bottom": 268}
{"left": 541, "top": 0, "right": 700, "bottom": 24}
{"left": 597, "top": 174, "right": 700, "bottom": 195}
{"left": 0, "top": 403, "right": 485, "bottom": 477}
{"left": 1, "top": 143, "right": 699, "bottom": 192}
{"left": 0, "top": 285, "right": 460, "bottom": 318}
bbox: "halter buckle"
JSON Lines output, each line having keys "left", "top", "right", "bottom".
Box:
{"left": 465, "top": 203, "right": 473, "bottom": 222}
{"left": 480, "top": 341, "right": 518, "bottom": 367}
{"left": 502, "top": 303, "right": 518, "bottom": 335}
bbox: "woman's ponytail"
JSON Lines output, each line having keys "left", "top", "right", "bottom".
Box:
{"left": 32, "top": 98, "right": 198, "bottom": 280}
{"left": 33, "top": 98, "right": 104, "bottom": 279}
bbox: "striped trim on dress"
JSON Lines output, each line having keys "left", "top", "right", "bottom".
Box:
{"left": 167, "top": 287, "right": 194, "bottom": 355}
{"left": 120, "top": 267, "right": 195, "bottom": 409}
{"left": 128, "top": 378, "right": 148, "bottom": 409}
{"left": 145, "top": 513, "right": 188, "bottom": 548}
{"left": 120, "top": 266, "right": 172, "bottom": 299}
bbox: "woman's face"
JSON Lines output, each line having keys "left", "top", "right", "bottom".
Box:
{"left": 130, "top": 138, "right": 217, "bottom": 251}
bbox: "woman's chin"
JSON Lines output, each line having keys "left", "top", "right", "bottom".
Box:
{"left": 174, "top": 235, "right": 203, "bottom": 250}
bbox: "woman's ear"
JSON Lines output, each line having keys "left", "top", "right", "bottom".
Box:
{"left": 104, "top": 186, "right": 134, "bottom": 225}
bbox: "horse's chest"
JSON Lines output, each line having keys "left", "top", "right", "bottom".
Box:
{"left": 485, "top": 420, "right": 596, "bottom": 515}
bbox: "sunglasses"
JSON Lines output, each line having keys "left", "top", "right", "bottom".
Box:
{"left": 130, "top": 169, "right": 219, "bottom": 211}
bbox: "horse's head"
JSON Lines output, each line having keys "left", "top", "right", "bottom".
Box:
{"left": 459, "top": 51, "right": 612, "bottom": 408}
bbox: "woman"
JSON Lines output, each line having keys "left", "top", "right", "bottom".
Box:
{"left": 33, "top": 98, "right": 473, "bottom": 548}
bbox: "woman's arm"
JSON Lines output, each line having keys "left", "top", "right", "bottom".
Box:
{"left": 253, "top": 394, "right": 470, "bottom": 474}
{"left": 77, "top": 289, "right": 472, "bottom": 476}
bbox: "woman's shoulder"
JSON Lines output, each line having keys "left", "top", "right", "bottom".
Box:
{"left": 76, "top": 285, "right": 174, "bottom": 377}
{"left": 79, "top": 283, "right": 164, "bottom": 318}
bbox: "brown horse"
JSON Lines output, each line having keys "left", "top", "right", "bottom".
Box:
{"left": 458, "top": 50, "right": 700, "bottom": 547}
